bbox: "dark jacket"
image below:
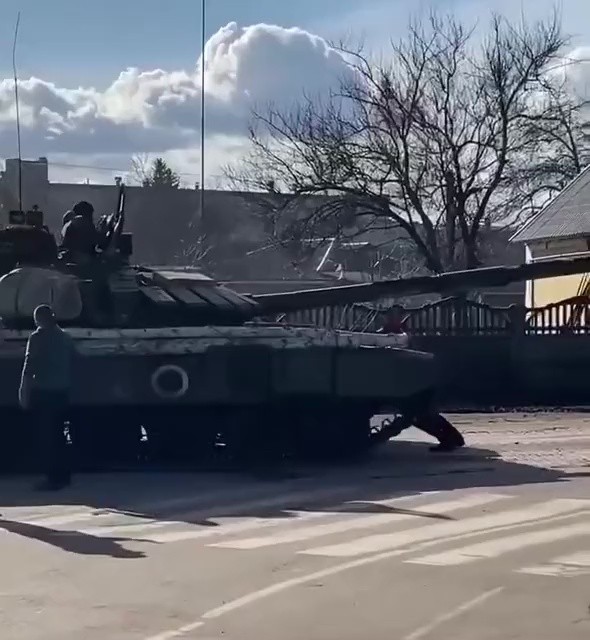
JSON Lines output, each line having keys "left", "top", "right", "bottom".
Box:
{"left": 61, "top": 215, "right": 98, "bottom": 256}
{"left": 22, "top": 326, "right": 76, "bottom": 392}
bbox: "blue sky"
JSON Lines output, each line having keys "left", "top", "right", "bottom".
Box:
{"left": 0, "top": 0, "right": 376, "bottom": 86}
{"left": 0, "top": 0, "right": 589, "bottom": 184}
{"left": 2, "top": 0, "right": 589, "bottom": 88}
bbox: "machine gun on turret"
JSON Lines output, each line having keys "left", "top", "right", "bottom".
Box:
{"left": 96, "top": 182, "right": 131, "bottom": 259}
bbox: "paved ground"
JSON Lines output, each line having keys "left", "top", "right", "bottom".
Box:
{"left": 0, "top": 412, "right": 589, "bottom": 640}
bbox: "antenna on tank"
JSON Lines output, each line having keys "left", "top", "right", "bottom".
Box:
{"left": 12, "top": 11, "right": 23, "bottom": 212}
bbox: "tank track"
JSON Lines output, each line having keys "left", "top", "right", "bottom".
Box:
{"left": 0, "top": 405, "right": 395, "bottom": 474}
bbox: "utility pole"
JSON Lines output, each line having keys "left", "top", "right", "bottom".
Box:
{"left": 200, "top": 0, "right": 206, "bottom": 217}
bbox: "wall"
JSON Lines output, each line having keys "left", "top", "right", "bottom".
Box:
{"left": 406, "top": 333, "right": 590, "bottom": 407}
{"left": 0, "top": 158, "right": 49, "bottom": 212}
{"left": 525, "top": 237, "right": 590, "bottom": 308}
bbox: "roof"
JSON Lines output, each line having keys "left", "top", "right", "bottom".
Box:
{"left": 510, "top": 166, "right": 590, "bottom": 243}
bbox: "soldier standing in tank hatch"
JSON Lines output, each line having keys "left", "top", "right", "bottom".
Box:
{"left": 60, "top": 200, "right": 98, "bottom": 260}
{"left": 19, "top": 305, "right": 76, "bottom": 490}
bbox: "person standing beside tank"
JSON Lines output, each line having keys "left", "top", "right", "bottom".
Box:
{"left": 19, "top": 304, "right": 76, "bottom": 490}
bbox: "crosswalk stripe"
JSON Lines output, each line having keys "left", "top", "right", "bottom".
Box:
{"left": 11, "top": 485, "right": 273, "bottom": 528}
{"left": 301, "top": 498, "right": 590, "bottom": 557}
{"left": 75, "top": 484, "right": 405, "bottom": 539}
{"left": 125, "top": 492, "right": 444, "bottom": 544}
{"left": 517, "top": 551, "right": 590, "bottom": 577}
{"left": 406, "top": 521, "right": 590, "bottom": 566}
{"left": 12, "top": 477, "right": 376, "bottom": 529}
{"left": 209, "top": 493, "right": 511, "bottom": 550}
{"left": 4, "top": 506, "right": 99, "bottom": 527}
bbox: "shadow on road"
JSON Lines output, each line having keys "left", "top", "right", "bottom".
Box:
{"left": 0, "top": 517, "right": 153, "bottom": 558}
{"left": 0, "top": 437, "right": 580, "bottom": 533}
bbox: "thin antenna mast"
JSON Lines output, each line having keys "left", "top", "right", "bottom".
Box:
{"left": 200, "top": 0, "right": 206, "bottom": 211}
{"left": 12, "top": 11, "right": 23, "bottom": 211}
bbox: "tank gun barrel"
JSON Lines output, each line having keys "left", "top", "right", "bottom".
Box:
{"left": 251, "top": 255, "right": 590, "bottom": 314}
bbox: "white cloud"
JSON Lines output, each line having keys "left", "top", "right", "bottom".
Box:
{"left": 555, "top": 46, "right": 590, "bottom": 100}
{"left": 0, "top": 22, "right": 353, "bottom": 166}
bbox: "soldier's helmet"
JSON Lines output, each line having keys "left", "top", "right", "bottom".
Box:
{"left": 72, "top": 201, "right": 94, "bottom": 219}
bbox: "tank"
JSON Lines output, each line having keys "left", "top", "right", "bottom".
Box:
{"left": 1, "top": 185, "right": 590, "bottom": 471}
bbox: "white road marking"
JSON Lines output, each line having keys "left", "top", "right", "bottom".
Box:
{"left": 517, "top": 551, "right": 590, "bottom": 577}
{"left": 301, "top": 499, "right": 590, "bottom": 557}
{"left": 78, "top": 483, "right": 381, "bottom": 539}
{"left": 146, "top": 494, "right": 428, "bottom": 544}
{"left": 407, "top": 521, "right": 590, "bottom": 566}
{"left": 143, "top": 621, "right": 204, "bottom": 640}
{"left": 8, "top": 485, "right": 268, "bottom": 528}
{"left": 143, "top": 531, "right": 510, "bottom": 638}
{"left": 116, "top": 493, "right": 443, "bottom": 543}
{"left": 401, "top": 587, "right": 505, "bottom": 640}
{"left": 15, "top": 507, "right": 109, "bottom": 528}
{"left": 8, "top": 475, "right": 380, "bottom": 530}
{"left": 209, "top": 493, "right": 511, "bottom": 550}
{"left": 140, "top": 497, "right": 588, "bottom": 640}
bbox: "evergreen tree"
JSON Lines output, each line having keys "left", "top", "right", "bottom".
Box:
{"left": 142, "top": 157, "right": 181, "bottom": 188}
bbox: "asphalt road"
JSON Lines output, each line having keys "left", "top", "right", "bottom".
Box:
{"left": 0, "top": 412, "right": 589, "bottom": 640}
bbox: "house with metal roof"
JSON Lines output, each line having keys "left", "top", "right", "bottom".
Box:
{"left": 510, "top": 166, "right": 590, "bottom": 308}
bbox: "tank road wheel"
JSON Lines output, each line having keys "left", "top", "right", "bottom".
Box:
{"left": 68, "top": 410, "right": 144, "bottom": 470}
{"left": 145, "top": 409, "right": 218, "bottom": 468}
{"left": 292, "top": 403, "right": 373, "bottom": 462}
{"left": 219, "top": 407, "right": 287, "bottom": 469}
{"left": 291, "top": 408, "right": 333, "bottom": 460}
{"left": 0, "top": 409, "right": 35, "bottom": 474}
{"left": 327, "top": 405, "right": 373, "bottom": 460}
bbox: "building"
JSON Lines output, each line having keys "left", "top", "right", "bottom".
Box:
{"left": 510, "top": 166, "right": 590, "bottom": 308}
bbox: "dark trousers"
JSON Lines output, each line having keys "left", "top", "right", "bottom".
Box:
{"left": 396, "top": 389, "right": 464, "bottom": 446}
{"left": 30, "top": 389, "right": 71, "bottom": 483}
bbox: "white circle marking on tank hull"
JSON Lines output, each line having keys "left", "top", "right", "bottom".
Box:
{"left": 151, "top": 364, "right": 189, "bottom": 399}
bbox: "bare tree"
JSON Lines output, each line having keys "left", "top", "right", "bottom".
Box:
{"left": 226, "top": 11, "right": 579, "bottom": 273}
{"left": 129, "top": 153, "right": 152, "bottom": 186}
{"left": 505, "top": 66, "right": 590, "bottom": 219}
{"left": 174, "top": 234, "right": 215, "bottom": 269}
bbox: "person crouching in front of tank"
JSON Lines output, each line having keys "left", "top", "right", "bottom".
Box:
{"left": 18, "top": 305, "right": 76, "bottom": 491}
